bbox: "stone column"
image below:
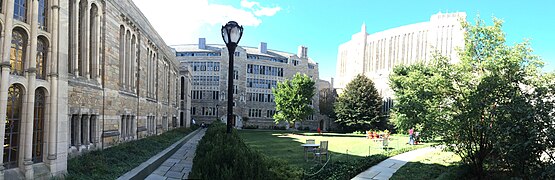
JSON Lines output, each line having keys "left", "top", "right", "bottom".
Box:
{"left": 91, "top": 115, "right": 98, "bottom": 145}
{"left": 0, "top": 3, "right": 16, "bottom": 177}
{"left": 47, "top": 0, "right": 60, "bottom": 163}
{"left": 0, "top": 63, "right": 11, "bottom": 179}
{"left": 23, "top": 0, "right": 40, "bottom": 179}
{"left": 71, "top": 0, "right": 79, "bottom": 75}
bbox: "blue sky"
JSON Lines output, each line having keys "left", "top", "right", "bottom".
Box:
{"left": 133, "top": 0, "right": 555, "bottom": 82}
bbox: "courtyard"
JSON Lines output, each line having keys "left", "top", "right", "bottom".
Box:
{"left": 238, "top": 130, "right": 430, "bottom": 169}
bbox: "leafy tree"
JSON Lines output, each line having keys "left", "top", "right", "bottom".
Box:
{"left": 391, "top": 16, "right": 555, "bottom": 178}
{"left": 334, "top": 74, "right": 383, "bottom": 131}
{"left": 389, "top": 55, "right": 452, "bottom": 140}
{"left": 272, "top": 73, "right": 316, "bottom": 127}
{"left": 444, "top": 17, "right": 555, "bottom": 178}
{"left": 319, "top": 88, "right": 337, "bottom": 119}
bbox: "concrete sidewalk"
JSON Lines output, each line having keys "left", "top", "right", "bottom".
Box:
{"left": 145, "top": 128, "right": 206, "bottom": 180}
{"left": 352, "top": 146, "right": 440, "bottom": 180}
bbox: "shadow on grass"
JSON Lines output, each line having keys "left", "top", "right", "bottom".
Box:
{"left": 298, "top": 133, "right": 366, "bottom": 138}
{"left": 390, "top": 161, "right": 468, "bottom": 180}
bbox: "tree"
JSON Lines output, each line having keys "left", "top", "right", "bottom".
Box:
{"left": 272, "top": 73, "right": 316, "bottom": 127}
{"left": 443, "top": 17, "right": 555, "bottom": 178}
{"left": 334, "top": 74, "right": 383, "bottom": 131}
{"left": 389, "top": 54, "right": 453, "bottom": 140}
{"left": 319, "top": 88, "right": 337, "bottom": 119}
{"left": 391, "top": 16, "right": 555, "bottom": 178}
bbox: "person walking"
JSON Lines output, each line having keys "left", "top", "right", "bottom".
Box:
{"left": 408, "top": 127, "right": 414, "bottom": 145}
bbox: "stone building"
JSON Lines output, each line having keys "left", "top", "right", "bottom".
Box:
{"left": 335, "top": 12, "right": 466, "bottom": 115}
{"left": 0, "top": 0, "right": 183, "bottom": 178}
{"left": 173, "top": 39, "right": 323, "bottom": 130}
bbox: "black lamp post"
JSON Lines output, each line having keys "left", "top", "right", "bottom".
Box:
{"left": 221, "top": 21, "right": 243, "bottom": 133}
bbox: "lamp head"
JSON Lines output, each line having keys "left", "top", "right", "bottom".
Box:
{"left": 221, "top": 21, "right": 244, "bottom": 45}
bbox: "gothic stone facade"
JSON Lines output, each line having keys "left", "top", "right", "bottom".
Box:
{"left": 335, "top": 12, "right": 466, "bottom": 115}
{"left": 173, "top": 39, "right": 324, "bottom": 130}
{"left": 0, "top": 0, "right": 183, "bottom": 179}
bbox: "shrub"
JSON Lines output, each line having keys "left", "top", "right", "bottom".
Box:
{"left": 65, "top": 126, "right": 198, "bottom": 180}
{"left": 190, "top": 122, "right": 301, "bottom": 180}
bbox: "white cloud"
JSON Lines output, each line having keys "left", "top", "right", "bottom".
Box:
{"left": 240, "top": 0, "right": 259, "bottom": 9}
{"left": 132, "top": 0, "right": 280, "bottom": 45}
{"left": 254, "top": 7, "right": 281, "bottom": 16}
{"left": 241, "top": 0, "right": 282, "bottom": 17}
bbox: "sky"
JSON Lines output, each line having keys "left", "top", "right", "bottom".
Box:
{"left": 132, "top": 0, "right": 555, "bottom": 82}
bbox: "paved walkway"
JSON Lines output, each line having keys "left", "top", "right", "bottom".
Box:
{"left": 352, "top": 146, "right": 441, "bottom": 180}
{"left": 145, "top": 129, "right": 206, "bottom": 180}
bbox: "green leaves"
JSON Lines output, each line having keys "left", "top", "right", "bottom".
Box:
{"left": 335, "top": 74, "right": 383, "bottom": 131}
{"left": 390, "top": 15, "right": 555, "bottom": 178}
{"left": 272, "top": 73, "right": 316, "bottom": 126}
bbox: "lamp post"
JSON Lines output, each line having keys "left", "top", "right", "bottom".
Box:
{"left": 221, "top": 21, "right": 243, "bottom": 133}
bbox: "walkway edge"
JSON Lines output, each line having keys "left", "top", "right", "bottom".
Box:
{"left": 117, "top": 128, "right": 202, "bottom": 180}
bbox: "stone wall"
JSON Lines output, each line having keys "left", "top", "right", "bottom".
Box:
{"left": 66, "top": 0, "right": 180, "bottom": 154}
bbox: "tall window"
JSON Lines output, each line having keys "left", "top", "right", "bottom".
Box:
{"left": 119, "top": 26, "right": 125, "bottom": 87}
{"left": 14, "top": 0, "right": 26, "bottom": 22}
{"left": 5, "top": 85, "right": 23, "bottom": 169}
{"left": 78, "top": 0, "right": 87, "bottom": 75}
{"left": 89, "top": 4, "right": 99, "bottom": 80}
{"left": 38, "top": 0, "right": 47, "bottom": 30}
{"left": 180, "top": 77, "right": 185, "bottom": 100}
{"left": 32, "top": 89, "right": 45, "bottom": 163}
{"left": 36, "top": 38, "right": 47, "bottom": 79}
{"left": 10, "top": 30, "right": 27, "bottom": 76}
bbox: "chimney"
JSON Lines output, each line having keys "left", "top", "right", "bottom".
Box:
{"left": 259, "top": 42, "right": 267, "bottom": 54}
{"left": 198, "top": 38, "right": 206, "bottom": 49}
{"left": 297, "top": 46, "right": 308, "bottom": 58}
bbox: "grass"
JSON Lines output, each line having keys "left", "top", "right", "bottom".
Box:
{"left": 238, "top": 130, "right": 431, "bottom": 169}
{"left": 65, "top": 126, "right": 198, "bottom": 180}
{"left": 390, "top": 149, "right": 462, "bottom": 180}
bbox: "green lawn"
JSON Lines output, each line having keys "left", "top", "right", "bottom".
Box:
{"left": 390, "top": 149, "right": 462, "bottom": 180}
{"left": 238, "top": 130, "right": 430, "bottom": 169}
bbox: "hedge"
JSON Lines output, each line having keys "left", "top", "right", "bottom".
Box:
{"left": 189, "top": 122, "right": 302, "bottom": 180}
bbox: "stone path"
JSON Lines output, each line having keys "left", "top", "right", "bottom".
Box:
{"left": 352, "top": 146, "right": 441, "bottom": 180}
{"left": 145, "top": 129, "right": 206, "bottom": 180}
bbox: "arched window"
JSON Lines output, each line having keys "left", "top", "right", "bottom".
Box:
{"left": 119, "top": 26, "right": 125, "bottom": 87}
{"left": 38, "top": 0, "right": 47, "bottom": 30}
{"left": 10, "top": 29, "right": 27, "bottom": 76}
{"left": 89, "top": 4, "right": 98, "bottom": 80}
{"left": 4, "top": 85, "right": 23, "bottom": 169}
{"left": 32, "top": 89, "right": 45, "bottom": 163}
{"left": 180, "top": 77, "right": 185, "bottom": 100}
{"left": 14, "top": 0, "right": 27, "bottom": 22}
{"left": 36, "top": 37, "right": 47, "bottom": 79}
{"left": 78, "top": 0, "right": 87, "bottom": 75}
